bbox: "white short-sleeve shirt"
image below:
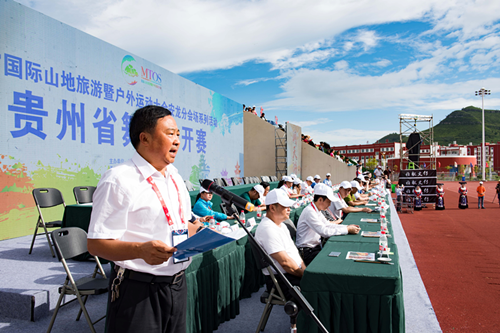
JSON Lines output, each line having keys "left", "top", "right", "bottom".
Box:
{"left": 88, "top": 151, "right": 192, "bottom": 276}
{"left": 254, "top": 217, "right": 302, "bottom": 275}
{"left": 329, "top": 192, "right": 349, "bottom": 219}
{"left": 296, "top": 203, "right": 348, "bottom": 248}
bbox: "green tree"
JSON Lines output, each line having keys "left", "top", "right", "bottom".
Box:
{"left": 366, "top": 157, "right": 377, "bottom": 170}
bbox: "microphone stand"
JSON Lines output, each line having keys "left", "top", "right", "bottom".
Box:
{"left": 225, "top": 199, "right": 329, "bottom": 333}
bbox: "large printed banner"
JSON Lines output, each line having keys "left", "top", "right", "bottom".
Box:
{"left": 286, "top": 122, "right": 302, "bottom": 179}
{"left": 0, "top": 1, "right": 243, "bottom": 239}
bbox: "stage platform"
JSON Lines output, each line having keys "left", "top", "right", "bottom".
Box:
{"left": 0, "top": 198, "right": 442, "bottom": 332}
{"left": 0, "top": 235, "right": 111, "bottom": 322}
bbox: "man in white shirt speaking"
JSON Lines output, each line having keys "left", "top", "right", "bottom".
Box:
{"left": 255, "top": 189, "right": 305, "bottom": 299}
{"left": 87, "top": 105, "right": 203, "bottom": 333}
{"left": 296, "top": 183, "right": 360, "bottom": 265}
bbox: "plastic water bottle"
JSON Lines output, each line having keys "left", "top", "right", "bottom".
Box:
{"left": 216, "top": 222, "right": 221, "bottom": 231}
{"left": 240, "top": 210, "right": 249, "bottom": 228}
{"left": 379, "top": 231, "right": 388, "bottom": 254}
{"left": 256, "top": 206, "right": 262, "bottom": 220}
{"left": 380, "top": 216, "right": 388, "bottom": 234}
{"left": 209, "top": 218, "right": 215, "bottom": 230}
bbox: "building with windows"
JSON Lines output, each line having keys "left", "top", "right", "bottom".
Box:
{"left": 466, "top": 142, "right": 500, "bottom": 173}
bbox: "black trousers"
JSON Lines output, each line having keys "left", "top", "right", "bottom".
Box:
{"left": 265, "top": 273, "right": 302, "bottom": 300}
{"left": 299, "top": 245, "right": 322, "bottom": 266}
{"left": 107, "top": 267, "right": 187, "bottom": 333}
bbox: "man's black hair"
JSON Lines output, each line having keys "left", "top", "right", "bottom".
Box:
{"left": 314, "top": 194, "right": 328, "bottom": 202}
{"left": 129, "top": 105, "right": 172, "bottom": 149}
{"left": 260, "top": 181, "right": 270, "bottom": 189}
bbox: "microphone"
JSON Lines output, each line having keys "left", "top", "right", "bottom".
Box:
{"left": 201, "top": 179, "right": 255, "bottom": 212}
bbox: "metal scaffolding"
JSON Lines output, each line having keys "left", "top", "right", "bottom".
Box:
{"left": 275, "top": 126, "right": 287, "bottom": 179}
{"left": 399, "top": 114, "right": 436, "bottom": 170}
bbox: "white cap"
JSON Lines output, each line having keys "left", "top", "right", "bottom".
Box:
{"left": 313, "top": 183, "right": 335, "bottom": 201}
{"left": 480, "top": 181, "right": 483, "bottom": 184}
{"left": 266, "top": 189, "right": 295, "bottom": 207}
{"left": 377, "top": 165, "right": 382, "bottom": 168}
{"left": 357, "top": 175, "right": 366, "bottom": 182}
{"left": 326, "top": 173, "right": 331, "bottom": 176}
{"left": 339, "top": 181, "right": 352, "bottom": 189}
{"left": 200, "top": 186, "right": 210, "bottom": 193}
{"left": 253, "top": 184, "right": 265, "bottom": 198}
{"left": 282, "top": 175, "right": 287, "bottom": 180}
{"left": 350, "top": 181, "right": 362, "bottom": 190}
{"left": 290, "top": 174, "right": 297, "bottom": 179}
{"left": 283, "top": 176, "right": 293, "bottom": 183}
{"left": 314, "top": 174, "right": 321, "bottom": 179}
{"left": 306, "top": 176, "right": 314, "bottom": 181}
{"left": 293, "top": 179, "right": 301, "bottom": 185}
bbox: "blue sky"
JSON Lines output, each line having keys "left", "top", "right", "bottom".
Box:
{"left": 17, "top": 0, "right": 500, "bottom": 145}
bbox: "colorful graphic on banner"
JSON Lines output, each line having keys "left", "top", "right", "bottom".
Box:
{"left": 0, "top": 0, "right": 244, "bottom": 239}
{"left": 286, "top": 122, "right": 302, "bottom": 179}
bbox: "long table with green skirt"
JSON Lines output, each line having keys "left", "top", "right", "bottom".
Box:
{"left": 62, "top": 202, "right": 266, "bottom": 333}
{"left": 297, "top": 195, "right": 405, "bottom": 333}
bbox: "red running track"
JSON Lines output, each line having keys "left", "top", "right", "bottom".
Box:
{"left": 398, "top": 180, "right": 500, "bottom": 332}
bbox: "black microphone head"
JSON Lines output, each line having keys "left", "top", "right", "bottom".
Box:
{"left": 201, "top": 179, "right": 214, "bottom": 191}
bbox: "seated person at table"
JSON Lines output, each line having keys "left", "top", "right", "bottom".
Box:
{"left": 353, "top": 177, "right": 370, "bottom": 200}
{"left": 260, "top": 181, "right": 271, "bottom": 204}
{"left": 301, "top": 176, "right": 314, "bottom": 195}
{"left": 292, "top": 179, "right": 302, "bottom": 195}
{"left": 241, "top": 184, "right": 266, "bottom": 212}
{"left": 311, "top": 175, "right": 321, "bottom": 188}
{"left": 344, "top": 181, "right": 368, "bottom": 206}
{"left": 255, "top": 189, "right": 306, "bottom": 300}
{"left": 192, "top": 187, "right": 235, "bottom": 221}
{"left": 280, "top": 176, "right": 301, "bottom": 199}
{"left": 296, "top": 184, "right": 360, "bottom": 265}
{"left": 329, "top": 181, "right": 371, "bottom": 220}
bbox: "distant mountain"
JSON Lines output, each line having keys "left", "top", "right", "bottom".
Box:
{"left": 376, "top": 106, "right": 500, "bottom": 146}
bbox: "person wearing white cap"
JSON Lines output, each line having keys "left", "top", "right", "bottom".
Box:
{"left": 374, "top": 165, "right": 383, "bottom": 179}
{"left": 301, "top": 176, "right": 314, "bottom": 195}
{"left": 255, "top": 189, "right": 305, "bottom": 300}
{"left": 241, "top": 184, "right": 267, "bottom": 212}
{"left": 323, "top": 173, "right": 332, "bottom": 187}
{"left": 329, "top": 181, "right": 371, "bottom": 220}
{"left": 344, "top": 181, "right": 368, "bottom": 206}
{"left": 352, "top": 178, "right": 369, "bottom": 200}
{"left": 311, "top": 175, "right": 321, "bottom": 189}
{"left": 193, "top": 186, "right": 235, "bottom": 221}
{"left": 280, "top": 176, "right": 301, "bottom": 199}
{"left": 296, "top": 183, "right": 361, "bottom": 265}
{"left": 292, "top": 178, "right": 302, "bottom": 195}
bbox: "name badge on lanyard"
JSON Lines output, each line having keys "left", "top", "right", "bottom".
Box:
{"left": 172, "top": 229, "right": 189, "bottom": 264}
{"left": 146, "top": 175, "right": 189, "bottom": 264}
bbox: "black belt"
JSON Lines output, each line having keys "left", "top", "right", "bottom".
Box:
{"left": 115, "top": 265, "right": 185, "bottom": 285}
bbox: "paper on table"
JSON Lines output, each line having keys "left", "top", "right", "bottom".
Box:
{"left": 361, "top": 231, "right": 381, "bottom": 237}
{"left": 172, "top": 225, "right": 253, "bottom": 260}
{"left": 360, "top": 218, "right": 379, "bottom": 223}
{"left": 346, "top": 251, "right": 375, "bottom": 261}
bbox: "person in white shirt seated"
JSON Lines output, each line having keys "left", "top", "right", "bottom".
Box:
{"left": 353, "top": 177, "right": 370, "bottom": 200}
{"left": 292, "top": 178, "right": 302, "bottom": 195}
{"left": 301, "top": 176, "right": 314, "bottom": 195}
{"left": 280, "top": 176, "right": 301, "bottom": 199}
{"left": 322, "top": 173, "right": 332, "bottom": 187}
{"left": 329, "top": 181, "right": 372, "bottom": 220}
{"left": 296, "top": 183, "right": 361, "bottom": 265}
{"left": 374, "top": 165, "right": 383, "bottom": 179}
{"left": 311, "top": 175, "right": 321, "bottom": 188}
{"left": 255, "top": 189, "right": 306, "bottom": 300}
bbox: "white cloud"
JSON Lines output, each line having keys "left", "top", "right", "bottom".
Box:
{"left": 334, "top": 60, "right": 349, "bottom": 71}
{"left": 15, "top": 0, "right": 456, "bottom": 73}
{"left": 292, "top": 118, "right": 332, "bottom": 128}
{"left": 372, "top": 59, "right": 392, "bottom": 67}
{"left": 304, "top": 128, "right": 392, "bottom": 146}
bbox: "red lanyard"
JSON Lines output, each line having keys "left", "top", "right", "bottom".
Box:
{"left": 147, "top": 175, "right": 185, "bottom": 229}
{"left": 311, "top": 202, "right": 317, "bottom": 212}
